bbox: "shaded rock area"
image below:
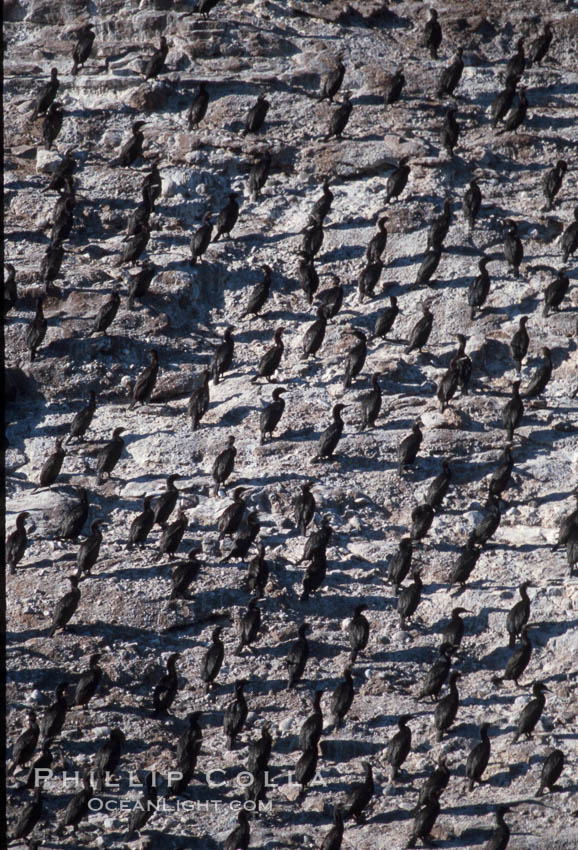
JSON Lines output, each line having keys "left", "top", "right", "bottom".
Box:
{"left": 4, "top": 0, "right": 578, "bottom": 848}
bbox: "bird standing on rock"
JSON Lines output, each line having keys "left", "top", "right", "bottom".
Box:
{"left": 398, "top": 421, "right": 423, "bottom": 476}
{"left": 252, "top": 327, "right": 284, "bottom": 383}
{"left": 343, "top": 329, "right": 367, "bottom": 388}
{"left": 422, "top": 8, "right": 442, "bottom": 59}
{"left": 129, "top": 348, "right": 159, "bottom": 409}
{"left": 48, "top": 576, "right": 81, "bottom": 637}
{"left": 319, "top": 53, "right": 346, "bottom": 102}
{"left": 212, "top": 435, "right": 236, "bottom": 496}
{"left": 242, "top": 93, "right": 270, "bottom": 136}
{"left": 155, "top": 508, "right": 188, "bottom": 561}
{"left": 313, "top": 404, "right": 346, "bottom": 462}
{"left": 71, "top": 23, "right": 95, "bottom": 75}
{"left": 260, "top": 387, "right": 286, "bottom": 443}
{"left": 144, "top": 35, "right": 168, "bottom": 80}
{"left": 96, "top": 427, "right": 125, "bottom": 483}
{"left": 153, "top": 653, "right": 180, "bottom": 714}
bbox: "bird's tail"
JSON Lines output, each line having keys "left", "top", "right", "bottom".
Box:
{"left": 71, "top": 62, "right": 78, "bottom": 76}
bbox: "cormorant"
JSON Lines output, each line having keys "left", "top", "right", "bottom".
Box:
{"left": 25, "top": 739, "right": 53, "bottom": 789}
{"left": 50, "top": 193, "right": 74, "bottom": 245}
{"left": 366, "top": 217, "right": 387, "bottom": 263}
{"left": 372, "top": 295, "right": 399, "bottom": 340}
{"left": 543, "top": 269, "right": 570, "bottom": 317}
{"left": 4, "top": 263, "right": 17, "bottom": 315}
{"left": 27, "top": 299, "right": 47, "bottom": 361}
{"left": 384, "top": 68, "right": 405, "bottom": 105}
{"left": 242, "top": 93, "right": 270, "bottom": 135}
{"left": 298, "top": 251, "right": 319, "bottom": 304}
{"left": 92, "top": 728, "right": 125, "bottom": 791}
{"left": 313, "top": 405, "right": 346, "bottom": 461}
{"left": 212, "top": 435, "right": 236, "bottom": 495}
{"left": 218, "top": 487, "right": 246, "bottom": 539}
{"left": 467, "top": 257, "right": 492, "bottom": 319}
{"left": 127, "top": 494, "right": 155, "bottom": 548}
{"left": 76, "top": 519, "right": 104, "bottom": 574}
{"left": 74, "top": 653, "right": 102, "bottom": 708}
{"left": 62, "top": 771, "right": 92, "bottom": 829}
{"left": 156, "top": 508, "right": 188, "bottom": 560}
{"left": 42, "top": 101, "right": 63, "bottom": 150}
{"left": 388, "top": 537, "right": 413, "bottom": 594}
{"left": 32, "top": 67, "right": 59, "bottom": 119}
{"left": 489, "top": 445, "right": 514, "bottom": 500}
{"left": 442, "top": 606, "right": 469, "bottom": 649}
{"left": 449, "top": 543, "right": 482, "bottom": 586}
{"left": 497, "top": 86, "right": 528, "bottom": 134}
{"left": 467, "top": 495, "right": 501, "bottom": 547}
{"left": 58, "top": 488, "right": 88, "bottom": 539}
{"left": 416, "top": 249, "right": 442, "bottom": 288}
{"left": 188, "top": 81, "right": 209, "bottom": 129}
{"left": 8, "top": 710, "right": 39, "bottom": 776}
{"left": 433, "top": 671, "right": 461, "bottom": 741}
{"left": 40, "top": 682, "right": 69, "bottom": 740}
{"left": 299, "top": 690, "right": 323, "bottom": 752}
{"left": 523, "top": 347, "right": 552, "bottom": 398}
{"left": 295, "top": 483, "right": 316, "bottom": 536}
{"left": 129, "top": 348, "right": 158, "bottom": 409}
{"left": 513, "top": 681, "right": 550, "bottom": 742}
{"left": 440, "top": 106, "right": 459, "bottom": 156}
{"left": 8, "top": 789, "right": 43, "bottom": 844}
{"left": 437, "top": 48, "right": 464, "bottom": 97}
{"left": 437, "top": 358, "right": 459, "bottom": 412}
{"left": 295, "top": 746, "right": 319, "bottom": 796}
{"left": 301, "top": 222, "right": 324, "bottom": 258}
{"left": 36, "top": 437, "right": 65, "bottom": 490}
{"left": 320, "top": 806, "right": 344, "bottom": 850}
{"left": 528, "top": 23, "right": 553, "bottom": 66}
{"left": 397, "top": 569, "right": 423, "bottom": 628}
{"left": 405, "top": 302, "right": 433, "bottom": 354}
{"left": 499, "top": 624, "right": 533, "bottom": 687}
{"left": 463, "top": 179, "right": 482, "bottom": 229}
{"left": 505, "top": 37, "right": 525, "bottom": 87}
{"left": 360, "top": 373, "right": 382, "bottom": 430}
{"left": 224, "top": 811, "right": 250, "bottom": 850}
{"left": 214, "top": 192, "right": 240, "bottom": 241}
{"left": 235, "top": 598, "right": 261, "bottom": 655}
{"left": 123, "top": 191, "right": 153, "bottom": 242}
{"left": 427, "top": 199, "right": 452, "bottom": 251}
{"left": 342, "top": 761, "right": 374, "bottom": 821}
{"left": 117, "top": 221, "right": 150, "bottom": 266}
{"left": 142, "top": 162, "right": 161, "bottom": 208}
{"left": 542, "top": 160, "right": 567, "bottom": 211}
{"left": 222, "top": 510, "right": 260, "bottom": 564}
{"left": 491, "top": 80, "right": 517, "bottom": 128}
{"left": 286, "top": 623, "right": 309, "bottom": 688}
{"left": 126, "top": 772, "right": 158, "bottom": 838}
{"left": 485, "top": 805, "right": 511, "bottom": 850}
{"left": 249, "top": 148, "right": 272, "bottom": 201}
{"left": 190, "top": 211, "right": 213, "bottom": 264}
{"left": 117, "top": 121, "right": 146, "bottom": 167}
{"left": 502, "top": 381, "right": 524, "bottom": 441}
{"left": 552, "top": 488, "right": 578, "bottom": 551}
{"left": 201, "top": 626, "right": 224, "bottom": 692}
{"left": 422, "top": 8, "right": 442, "bottom": 59}
{"left": 196, "top": 0, "right": 221, "bottom": 20}
{"left": 175, "top": 712, "right": 202, "bottom": 771}
{"left": 224, "top": 680, "right": 248, "bottom": 749}
{"left": 43, "top": 148, "right": 75, "bottom": 193}
{"left": 48, "top": 576, "right": 81, "bottom": 637}
{"left": 455, "top": 333, "right": 472, "bottom": 394}
{"left": 260, "top": 387, "right": 286, "bottom": 442}
{"left": 466, "top": 722, "right": 491, "bottom": 791}
{"left": 144, "top": 35, "right": 168, "bottom": 79}
{"left": 96, "top": 427, "right": 125, "bottom": 483}
{"left": 414, "top": 756, "right": 449, "bottom": 810}
{"left": 302, "top": 306, "right": 329, "bottom": 359}
{"left": 127, "top": 262, "right": 156, "bottom": 308}
{"left": 188, "top": 370, "right": 210, "bottom": 430}
{"left": 247, "top": 724, "right": 272, "bottom": 775}
{"left": 244, "top": 538, "right": 268, "bottom": 593}
{"left": 330, "top": 667, "right": 354, "bottom": 728}
{"left": 343, "top": 329, "right": 367, "bottom": 388}
{"left": 40, "top": 241, "right": 64, "bottom": 286}
{"left": 298, "top": 517, "right": 333, "bottom": 563}
{"left": 425, "top": 459, "right": 452, "bottom": 510}
{"left": 398, "top": 420, "right": 423, "bottom": 475}
{"left": 252, "top": 327, "right": 284, "bottom": 382}
{"left": 71, "top": 23, "right": 95, "bottom": 75}
{"left": 171, "top": 546, "right": 201, "bottom": 599}
{"left": 308, "top": 177, "right": 334, "bottom": 227}
{"left": 319, "top": 53, "right": 346, "bottom": 102}
{"left": 386, "top": 716, "right": 412, "bottom": 781}
{"left": 348, "top": 604, "right": 370, "bottom": 663}
{"left": 316, "top": 276, "right": 343, "bottom": 319}
{"left": 385, "top": 156, "right": 410, "bottom": 203}
{"left": 301, "top": 550, "right": 328, "bottom": 601}
{"left": 211, "top": 325, "right": 235, "bottom": 384}
{"left": 89, "top": 284, "right": 121, "bottom": 335}
{"left": 410, "top": 503, "right": 434, "bottom": 541}
{"left": 325, "top": 92, "right": 352, "bottom": 140}
{"left": 561, "top": 207, "right": 578, "bottom": 263}
{"left": 358, "top": 258, "right": 384, "bottom": 301}
{"left": 417, "top": 643, "right": 453, "bottom": 701}
{"left": 407, "top": 792, "right": 441, "bottom": 849}
{"left": 153, "top": 653, "right": 179, "bottom": 713}
{"left": 536, "top": 748, "right": 564, "bottom": 796}
{"left": 241, "top": 264, "right": 272, "bottom": 319}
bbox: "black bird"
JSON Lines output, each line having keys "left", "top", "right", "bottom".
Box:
{"left": 326, "top": 92, "right": 352, "bottom": 140}
{"left": 523, "top": 347, "right": 552, "bottom": 398}
{"left": 156, "top": 508, "right": 188, "bottom": 561}
{"left": 320, "top": 806, "right": 344, "bottom": 850}
{"left": 211, "top": 325, "right": 235, "bottom": 384}
{"left": 201, "top": 626, "right": 224, "bottom": 692}
{"left": 427, "top": 199, "right": 452, "bottom": 251}
{"left": 90, "top": 284, "right": 121, "bottom": 336}
{"left": 449, "top": 544, "right": 482, "bottom": 588}
{"left": 440, "top": 106, "right": 459, "bottom": 156}
{"left": 127, "top": 262, "right": 156, "bottom": 308}
{"left": 301, "top": 550, "right": 328, "bottom": 601}
{"left": 343, "top": 329, "right": 367, "bottom": 388}
{"left": 4, "top": 263, "right": 17, "bottom": 315}
{"left": 214, "top": 192, "right": 240, "bottom": 241}
{"left": 43, "top": 148, "right": 75, "bottom": 193}
{"left": 190, "top": 211, "right": 213, "bottom": 265}
{"left": 360, "top": 373, "right": 382, "bottom": 430}
{"left": 152, "top": 473, "right": 181, "bottom": 528}
{"left": 414, "top": 756, "right": 449, "bottom": 811}
{"left": 437, "top": 358, "right": 459, "bottom": 412}
{"left": 552, "top": 488, "right": 578, "bottom": 552}
{"left": 467, "top": 495, "right": 501, "bottom": 548}
{"left": 244, "top": 538, "right": 268, "bottom": 593}
{"left": 405, "top": 302, "right": 433, "bottom": 354}
{"left": 348, "top": 604, "right": 370, "bottom": 663}
{"left": 410, "top": 503, "right": 434, "bottom": 542}
{"left": 58, "top": 488, "right": 89, "bottom": 540}
{"left": 425, "top": 459, "right": 452, "bottom": 511}
{"left": 499, "top": 624, "right": 533, "bottom": 687}
{"left": 42, "top": 101, "right": 63, "bottom": 150}
{"left": 415, "top": 249, "right": 442, "bottom": 288}
{"left": 36, "top": 437, "right": 65, "bottom": 490}
{"left": 218, "top": 487, "right": 246, "bottom": 539}
{"left": 197, "top": 0, "right": 221, "bottom": 19}
{"left": 358, "top": 258, "right": 384, "bottom": 301}
{"left": 286, "top": 623, "right": 309, "bottom": 689}
{"left": 27, "top": 299, "right": 47, "bottom": 362}
{"left": 40, "top": 241, "right": 64, "bottom": 286}
{"left": 302, "top": 306, "right": 329, "bottom": 359}
{"left": 491, "top": 80, "right": 517, "bottom": 128}
{"left": 543, "top": 269, "right": 570, "bottom": 317}
{"left": 40, "top": 682, "right": 69, "bottom": 741}
{"left": 71, "top": 23, "right": 95, "bottom": 75}
{"left": 561, "top": 207, "right": 578, "bottom": 263}
{"left": 319, "top": 53, "right": 346, "bottom": 102}
{"left": 407, "top": 791, "right": 441, "bottom": 849}
{"left": 212, "top": 435, "right": 236, "bottom": 495}
{"left": 126, "top": 772, "right": 158, "bottom": 838}
{"left": 301, "top": 222, "right": 324, "bottom": 258}
{"left": 142, "top": 162, "right": 162, "bottom": 208}
{"left": 117, "top": 121, "right": 146, "bottom": 167}
{"left": 144, "top": 35, "right": 168, "bottom": 79}
{"left": 8, "top": 710, "right": 39, "bottom": 776}
{"left": 222, "top": 511, "right": 260, "bottom": 565}
{"left": 171, "top": 546, "right": 201, "bottom": 599}
{"left": 188, "top": 370, "right": 210, "bottom": 431}
{"left": 48, "top": 576, "right": 81, "bottom": 637}
{"left": 62, "top": 773, "right": 92, "bottom": 834}
{"left": 386, "top": 716, "right": 412, "bottom": 781}
{"left": 398, "top": 569, "right": 423, "bottom": 628}
{"left": 8, "top": 788, "right": 43, "bottom": 844}
{"left": 76, "top": 519, "right": 104, "bottom": 575}
{"left": 92, "top": 728, "right": 125, "bottom": 791}
{"left": 243, "top": 93, "right": 270, "bottom": 135}
{"left": 118, "top": 222, "right": 150, "bottom": 266}
{"left": 124, "top": 192, "right": 153, "bottom": 242}
{"left": 260, "top": 387, "right": 286, "bottom": 443}
{"left": 468, "top": 257, "right": 491, "bottom": 319}
{"left": 513, "top": 681, "right": 549, "bottom": 742}
{"left": 497, "top": 86, "right": 528, "bottom": 134}
{"left": 235, "top": 598, "right": 261, "bottom": 655}
{"left": 384, "top": 68, "right": 405, "bottom": 105}
{"left": 50, "top": 194, "right": 74, "bottom": 245}
{"left": 330, "top": 669, "right": 355, "bottom": 731}
{"left": 32, "top": 67, "right": 59, "bottom": 118}
{"left": 299, "top": 690, "right": 323, "bottom": 752}
{"left": 74, "top": 653, "right": 102, "bottom": 709}
{"left": 241, "top": 264, "right": 272, "bottom": 318}
{"left": 127, "top": 495, "right": 155, "bottom": 548}
{"left": 298, "top": 518, "right": 333, "bottom": 564}
{"left": 25, "top": 739, "right": 53, "bottom": 789}
{"left": 7, "top": 512, "right": 30, "bottom": 575}
{"left": 505, "top": 37, "right": 525, "bottom": 87}
{"left": 489, "top": 445, "right": 514, "bottom": 500}
{"left": 433, "top": 671, "right": 461, "bottom": 741}
{"left": 153, "top": 653, "right": 179, "bottom": 713}
{"left": 247, "top": 724, "right": 272, "bottom": 776}
{"left": 422, "top": 8, "right": 442, "bottom": 59}
{"left": 542, "top": 160, "right": 567, "bottom": 211}
{"left": 442, "top": 606, "right": 469, "bottom": 649}
{"left": 417, "top": 643, "right": 453, "bottom": 701}
{"left": 252, "top": 327, "right": 284, "bottom": 383}
{"left": 316, "top": 276, "right": 343, "bottom": 319}
{"left": 129, "top": 348, "right": 159, "bottom": 409}
{"left": 455, "top": 335, "right": 473, "bottom": 390}
{"left": 385, "top": 156, "right": 410, "bottom": 203}
{"left": 437, "top": 48, "right": 464, "bottom": 97}
{"left": 528, "top": 22, "right": 553, "bottom": 66}
{"left": 485, "top": 805, "right": 511, "bottom": 850}
{"left": 295, "top": 745, "right": 319, "bottom": 796}
{"left": 224, "top": 680, "right": 248, "bottom": 749}
{"left": 175, "top": 712, "right": 202, "bottom": 771}
{"left": 65, "top": 391, "right": 96, "bottom": 444}
{"left": 224, "top": 811, "right": 250, "bottom": 850}
{"left": 466, "top": 722, "right": 491, "bottom": 791}
{"left": 502, "top": 381, "right": 524, "bottom": 442}
{"left": 342, "top": 761, "right": 374, "bottom": 822}
{"left": 96, "top": 426, "right": 125, "bottom": 483}
{"left": 295, "top": 483, "right": 316, "bottom": 536}
{"left": 398, "top": 420, "right": 423, "bottom": 476}
{"left": 463, "top": 179, "right": 482, "bottom": 229}
{"left": 366, "top": 217, "right": 388, "bottom": 263}
{"left": 187, "top": 81, "right": 209, "bottom": 129}
{"left": 313, "top": 405, "right": 346, "bottom": 462}
{"left": 372, "top": 295, "right": 399, "bottom": 340}
{"left": 298, "top": 252, "right": 319, "bottom": 304}
{"left": 308, "top": 177, "right": 334, "bottom": 227}
{"left": 567, "top": 528, "right": 578, "bottom": 577}
{"left": 536, "top": 748, "right": 564, "bottom": 796}
{"left": 248, "top": 148, "right": 272, "bottom": 201}
{"left": 388, "top": 538, "right": 413, "bottom": 595}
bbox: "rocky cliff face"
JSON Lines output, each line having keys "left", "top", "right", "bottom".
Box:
{"left": 4, "top": 0, "right": 578, "bottom": 847}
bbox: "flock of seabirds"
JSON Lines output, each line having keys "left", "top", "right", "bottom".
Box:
{"left": 5, "top": 1, "right": 577, "bottom": 848}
